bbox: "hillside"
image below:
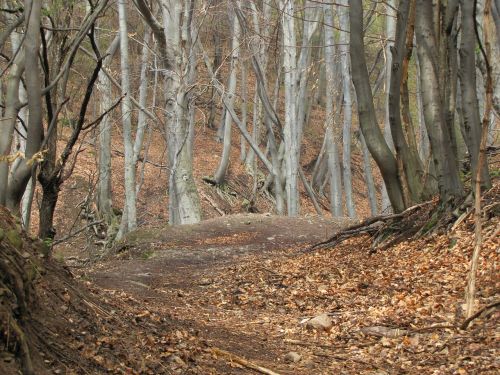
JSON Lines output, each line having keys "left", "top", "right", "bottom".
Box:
{"left": 1, "top": 180, "right": 498, "bottom": 374}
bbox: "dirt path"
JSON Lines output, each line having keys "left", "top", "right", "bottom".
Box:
{"left": 81, "top": 212, "right": 498, "bottom": 375}
{"left": 86, "top": 214, "right": 353, "bottom": 374}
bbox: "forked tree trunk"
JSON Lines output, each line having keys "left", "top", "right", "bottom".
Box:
{"left": 349, "top": 0, "right": 405, "bottom": 213}
{"left": 388, "top": 0, "right": 429, "bottom": 204}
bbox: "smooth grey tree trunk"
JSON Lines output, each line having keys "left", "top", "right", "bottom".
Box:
{"left": 323, "top": 4, "right": 343, "bottom": 217}
{"left": 240, "top": 60, "right": 248, "bottom": 162}
{"left": 97, "top": 35, "right": 120, "bottom": 222}
{"left": 281, "top": 0, "right": 299, "bottom": 216}
{"left": 0, "top": 35, "right": 24, "bottom": 205}
{"left": 338, "top": 0, "right": 356, "bottom": 218}
{"left": 133, "top": 29, "right": 152, "bottom": 169}
{"left": 359, "top": 132, "right": 378, "bottom": 216}
{"left": 6, "top": 0, "right": 43, "bottom": 214}
{"left": 214, "top": 12, "right": 240, "bottom": 184}
{"left": 245, "top": 1, "right": 272, "bottom": 170}
{"left": 296, "top": 1, "right": 321, "bottom": 141}
{"left": 117, "top": 0, "right": 137, "bottom": 238}
{"left": 163, "top": 0, "right": 201, "bottom": 225}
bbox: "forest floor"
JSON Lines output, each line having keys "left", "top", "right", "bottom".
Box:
{"left": 63, "top": 195, "right": 497, "bottom": 375}
{"left": 1, "top": 186, "right": 499, "bottom": 374}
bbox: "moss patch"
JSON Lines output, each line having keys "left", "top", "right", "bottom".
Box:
{"left": 6, "top": 229, "right": 23, "bottom": 250}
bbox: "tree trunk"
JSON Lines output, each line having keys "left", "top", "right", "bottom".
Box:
{"left": 281, "top": 0, "right": 300, "bottom": 216}
{"left": 132, "top": 29, "right": 152, "bottom": 169}
{"left": 338, "top": 0, "right": 356, "bottom": 218}
{"left": 117, "top": 0, "right": 137, "bottom": 237}
{"left": 207, "top": 0, "right": 223, "bottom": 130}
{"left": 415, "top": 0, "right": 463, "bottom": 203}
{"left": 349, "top": 0, "right": 405, "bottom": 213}
{"left": 97, "top": 35, "right": 120, "bottom": 222}
{"left": 240, "top": 60, "right": 248, "bottom": 162}
{"left": 6, "top": 0, "right": 43, "bottom": 214}
{"left": 359, "top": 132, "right": 378, "bottom": 216}
{"left": 381, "top": 0, "right": 397, "bottom": 213}
{"left": 459, "top": 0, "right": 491, "bottom": 189}
{"left": 163, "top": 0, "right": 201, "bottom": 225}
{"left": 388, "top": 0, "right": 429, "bottom": 204}
{"left": 323, "top": 4, "right": 343, "bottom": 217}
{"left": 0, "top": 38, "right": 24, "bottom": 206}
{"left": 214, "top": 11, "right": 240, "bottom": 184}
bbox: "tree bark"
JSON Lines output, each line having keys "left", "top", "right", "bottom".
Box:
{"left": 381, "top": 0, "right": 397, "bottom": 213}
{"left": 323, "top": 4, "right": 343, "bottom": 217}
{"left": 214, "top": 10, "right": 240, "bottom": 184}
{"left": 0, "top": 40, "right": 24, "bottom": 206}
{"left": 117, "top": 0, "right": 137, "bottom": 238}
{"left": 459, "top": 0, "right": 491, "bottom": 189}
{"left": 6, "top": 0, "right": 43, "bottom": 214}
{"left": 97, "top": 35, "right": 120, "bottom": 221}
{"left": 388, "top": 0, "right": 429, "bottom": 204}
{"left": 163, "top": 0, "right": 201, "bottom": 225}
{"left": 415, "top": 0, "right": 463, "bottom": 203}
{"left": 349, "top": 0, "right": 405, "bottom": 213}
{"left": 281, "top": 0, "right": 300, "bottom": 215}
{"left": 338, "top": 0, "right": 356, "bottom": 218}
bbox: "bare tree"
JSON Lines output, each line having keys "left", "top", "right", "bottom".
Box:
{"left": 97, "top": 35, "right": 120, "bottom": 223}
{"left": 323, "top": 4, "right": 342, "bottom": 217}
{"left": 459, "top": 0, "right": 491, "bottom": 190}
{"left": 415, "top": 0, "right": 463, "bottom": 203}
{"left": 338, "top": 0, "right": 356, "bottom": 218}
{"left": 214, "top": 7, "right": 240, "bottom": 184}
{"left": 349, "top": 0, "right": 405, "bottom": 213}
{"left": 281, "top": 0, "right": 299, "bottom": 215}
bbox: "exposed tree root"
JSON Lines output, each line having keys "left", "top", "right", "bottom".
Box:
{"left": 308, "top": 201, "right": 434, "bottom": 252}
{"left": 310, "top": 181, "right": 499, "bottom": 253}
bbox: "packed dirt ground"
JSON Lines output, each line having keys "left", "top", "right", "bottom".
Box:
{"left": 1, "top": 181, "right": 499, "bottom": 374}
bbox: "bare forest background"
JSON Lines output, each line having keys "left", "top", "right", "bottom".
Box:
{"left": 1, "top": 0, "right": 499, "bottom": 243}
{"left": 1, "top": 1, "right": 500, "bottom": 374}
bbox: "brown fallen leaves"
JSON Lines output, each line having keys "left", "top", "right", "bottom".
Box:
{"left": 181, "top": 199, "right": 498, "bottom": 373}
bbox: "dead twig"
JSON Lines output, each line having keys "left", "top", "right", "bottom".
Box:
{"left": 211, "top": 347, "right": 282, "bottom": 375}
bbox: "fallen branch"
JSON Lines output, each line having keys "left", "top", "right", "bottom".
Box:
{"left": 53, "top": 220, "right": 104, "bottom": 246}
{"left": 211, "top": 347, "right": 282, "bottom": 375}
{"left": 199, "top": 190, "right": 225, "bottom": 216}
{"left": 460, "top": 300, "right": 500, "bottom": 330}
